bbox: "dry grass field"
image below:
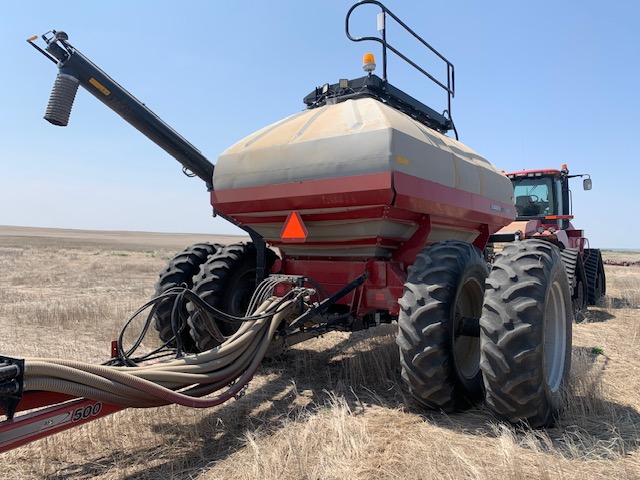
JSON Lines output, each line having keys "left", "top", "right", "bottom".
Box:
{"left": 0, "top": 226, "right": 638, "bottom": 479}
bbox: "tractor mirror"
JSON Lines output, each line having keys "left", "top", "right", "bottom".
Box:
{"left": 583, "top": 178, "right": 592, "bottom": 191}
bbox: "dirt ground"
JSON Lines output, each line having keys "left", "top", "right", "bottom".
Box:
{"left": 0, "top": 226, "right": 638, "bottom": 479}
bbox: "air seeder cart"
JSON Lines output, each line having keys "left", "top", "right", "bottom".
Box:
{"left": 1, "top": 1, "right": 576, "bottom": 452}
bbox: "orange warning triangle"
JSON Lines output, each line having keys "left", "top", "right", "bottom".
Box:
{"left": 281, "top": 211, "right": 308, "bottom": 243}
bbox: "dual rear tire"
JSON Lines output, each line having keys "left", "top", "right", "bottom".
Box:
{"left": 187, "top": 243, "right": 276, "bottom": 351}
{"left": 397, "top": 239, "right": 572, "bottom": 427}
{"left": 396, "top": 241, "right": 486, "bottom": 411}
{"left": 153, "top": 241, "right": 275, "bottom": 352}
{"left": 480, "top": 240, "right": 572, "bottom": 427}
{"left": 153, "top": 243, "right": 221, "bottom": 350}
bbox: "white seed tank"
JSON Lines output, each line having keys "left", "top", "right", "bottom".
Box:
{"left": 211, "top": 97, "right": 515, "bottom": 259}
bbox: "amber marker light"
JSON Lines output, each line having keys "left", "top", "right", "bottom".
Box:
{"left": 545, "top": 215, "right": 574, "bottom": 220}
{"left": 363, "top": 53, "right": 376, "bottom": 73}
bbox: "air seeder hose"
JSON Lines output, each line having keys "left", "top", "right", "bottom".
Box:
{"left": 20, "top": 297, "right": 294, "bottom": 409}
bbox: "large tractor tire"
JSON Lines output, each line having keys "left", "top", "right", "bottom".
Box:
{"left": 396, "top": 241, "right": 487, "bottom": 411}
{"left": 480, "top": 240, "right": 572, "bottom": 427}
{"left": 188, "top": 242, "right": 277, "bottom": 351}
{"left": 153, "top": 243, "right": 221, "bottom": 350}
{"left": 584, "top": 248, "right": 606, "bottom": 305}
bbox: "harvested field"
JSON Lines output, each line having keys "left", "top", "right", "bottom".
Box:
{"left": 0, "top": 226, "right": 638, "bottom": 479}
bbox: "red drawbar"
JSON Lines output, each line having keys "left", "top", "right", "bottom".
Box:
{"left": 0, "top": 394, "right": 123, "bottom": 453}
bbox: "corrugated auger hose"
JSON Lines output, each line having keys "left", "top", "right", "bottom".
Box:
{"left": 44, "top": 71, "right": 80, "bottom": 127}
{"left": 20, "top": 290, "right": 302, "bottom": 409}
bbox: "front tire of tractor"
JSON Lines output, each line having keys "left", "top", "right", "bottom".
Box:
{"left": 153, "top": 243, "right": 221, "bottom": 350}
{"left": 187, "top": 242, "right": 277, "bottom": 351}
{"left": 480, "top": 239, "right": 572, "bottom": 427}
{"left": 396, "top": 241, "right": 487, "bottom": 411}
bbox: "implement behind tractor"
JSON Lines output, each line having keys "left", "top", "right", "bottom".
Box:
{"left": 1, "top": 1, "right": 586, "bottom": 452}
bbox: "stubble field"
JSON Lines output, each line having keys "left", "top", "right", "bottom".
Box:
{"left": 0, "top": 226, "right": 638, "bottom": 479}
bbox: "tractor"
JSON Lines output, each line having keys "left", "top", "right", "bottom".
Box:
{"left": 489, "top": 165, "right": 606, "bottom": 315}
{"left": 1, "top": 1, "right": 578, "bottom": 452}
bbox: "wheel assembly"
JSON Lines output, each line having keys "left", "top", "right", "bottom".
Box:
{"left": 480, "top": 239, "right": 572, "bottom": 427}
{"left": 584, "top": 248, "right": 606, "bottom": 305}
{"left": 188, "top": 242, "right": 277, "bottom": 351}
{"left": 153, "top": 243, "right": 221, "bottom": 350}
{"left": 572, "top": 255, "right": 588, "bottom": 322}
{"left": 560, "top": 248, "right": 588, "bottom": 318}
{"left": 396, "top": 241, "right": 487, "bottom": 411}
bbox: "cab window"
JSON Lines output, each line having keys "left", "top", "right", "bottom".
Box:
{"left": 513, "top": 177, "right": 556, "bottom": 217}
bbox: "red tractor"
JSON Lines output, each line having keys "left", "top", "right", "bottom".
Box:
{"left": 490, "top": 165, "right": 606, "bottom": 313}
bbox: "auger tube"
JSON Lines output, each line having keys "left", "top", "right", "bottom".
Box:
{"left": 31, "top": 31, "right": 215, "bottom": 189}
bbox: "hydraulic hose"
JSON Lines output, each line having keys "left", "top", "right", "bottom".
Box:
{"left": 20, "top": 297, "right": 294, "bottom": 409}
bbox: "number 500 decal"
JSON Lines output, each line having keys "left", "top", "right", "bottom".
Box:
{"left": 71, "top": 403, "right": 103, "bottom": 422}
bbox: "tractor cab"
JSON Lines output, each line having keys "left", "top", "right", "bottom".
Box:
{"left": 489, "top": 164, "right": 594, "bottom": 250}
{"left": 506, "top": 165, "right": 592, "bottom": 227}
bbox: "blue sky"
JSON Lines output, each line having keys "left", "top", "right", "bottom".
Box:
{"left": 1, "top": 1, "right": 638, "bottom": 249}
